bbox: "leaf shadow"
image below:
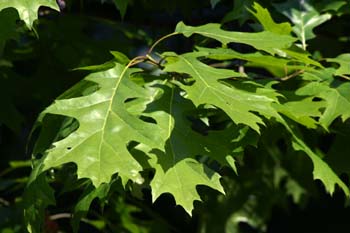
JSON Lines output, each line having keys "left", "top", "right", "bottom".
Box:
{"left": 143, "top": 82, "right": 217, "bottom": 178}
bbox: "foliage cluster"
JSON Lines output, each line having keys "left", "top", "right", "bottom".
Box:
{"left": 1, "top": 0, "right": 350, "bottom": 232}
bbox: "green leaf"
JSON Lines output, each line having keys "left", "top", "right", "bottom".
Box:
{"left": 163, "top": 52, "right": 280, "bottom": 132}
{"left": 34, "top": 63, "right": 164, "bottom": 187}
{"left": 327, "top": 54, "right": 350, "bottom": 76}
{"left": 274, "top": 0, "right": 331, "bottom": 49}
{"left": 152, "top": 158, "right": 223, "bottom": 215}
{"left": 197, "top": 47, "right": 314, "bottom": 76}
{"left": 110, "top": 51, "right": 130, "bottom": 65}
{"left": 249, "top": 2, "right": 292, "bottom": 35}
{"left": 273, "top": 166, "right": 306, "bottom": 203}
{"left": 200, "top": 45, "right": 322, "bottom": 68}
{"left": 205, "top": 124, "right": 259, "bottom": 173}
{"left": 74, "top": 52, "right": 130, "bottom": 71}
{"left": 144, "top": 83, "right": 225, "bottom": 215}
{"left": 72, "top": 183, "right": 110, "bottom": 233}
{"left": 279, "top": 119, "right": 349, "bottom": 197}
{"left": 175, "top": 22, "right": 296, "bottom": 55}
{"left": 210, "top": 0, "right": 221, "bottom": 8}
{"left": 0, "top": 0, "right": 59, "bottom": 29}
{"left": 282, "top": 47, "right": 323, "bottom": 68}
{"left": 274, "top": 97, "right": 325, "bottom": 129}
{"left": 222, "top": 0, "right": 254, "bottom": 25}
{"left": 301, "top": 68, "right": 335, "bottom": 82}
{"left": 314, "top": 0, "right": 347, "bottom": 13}
{"left": 24, "top": 174, "right": 55, "bottom": 233}
{"left": 296, "top": 81, "right": 350, "bottom": 128}
{"left": 291, "top": 131, "right": 349, "bottom": 196}
{"left": 113, "top": 0, "right": 129, "bottom": 18}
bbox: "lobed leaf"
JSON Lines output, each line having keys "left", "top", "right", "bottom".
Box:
{"left": 279, "top": 119, "right": 349, "bottom": 197}
{"left": 0, "top": 0, "right": 59, "bottom": 29}
{"left": 296, "top": 81, "right": 350, "bottom": 128}
{"left": 72, "top": 183, "right": 111, "bottom": 233}
{"left": 24, "top": 174, "right": 56, "bottom": 233}
{"left": 198, "top": 47, "right": 317, "bottom": 76}
{"left": 275, "top": 97, "right": 325, "bottom": 129}
{"left": 274, "top": 0, "right": 331, "bottom": 49}
{"left": 144, "top": 83, "right": 225, "bottom": 215}
{"left": 327, "top": 54, "right": 350, "bottom": 76}
{"left": 249, "top": 2, "right": 292, "bottom": 35}
{"left": 175, "top": 22, "right": 296, "bottom": 55}
{"left": 163, "top": 52, "right": 280, "bottom": 132}
{"left": 291, "top": 133, "right": 349, "bottom": 196}
{"left": 34, "top": 63, "right": 164, "bottom": 187}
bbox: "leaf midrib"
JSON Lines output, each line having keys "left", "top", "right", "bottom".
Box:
{"left": 181, "top": 56, "right": 248, "bottom": 111}
{"left": 97, "top": 65, "right": 129, "bottom": 182}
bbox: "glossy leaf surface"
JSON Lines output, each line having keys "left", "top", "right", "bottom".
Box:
{"left": 35, "top": 63, "right": 164, "bottom": 187}
{"left": 163, "top": 52, "right": 280, "bottom": 132}
{"left": 175, "top": 22, "right": 296, "bottom": 54}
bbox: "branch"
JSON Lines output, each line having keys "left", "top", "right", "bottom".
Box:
{"left": 147, "top": 32, "right": 180, "bottom": 55}
{"left": 337, "top": 74, "right": 350, "bottom": 81}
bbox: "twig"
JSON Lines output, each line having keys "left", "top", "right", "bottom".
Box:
{"left": 128, "top": 55, "right": 147, "bottom": 67}
{"left": 49, "top": 213, "right": 72, "bottom": 220}
{"left": 147, "top": 32, "right": 180, "bottom": 55}
{"left": 337, "top": 74, "right": 350, "bottom": 80}
{"left": 279, "top": 69, "right": 305, "bottom": 81}
{"left": 238, "top": 65, "right": 247, "bottom": 77}
{"left": 125, "top": 32, "right": 181, "bottom": 69}
{"left": 209, "top": 62, "right": 232, "bottom": 68}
